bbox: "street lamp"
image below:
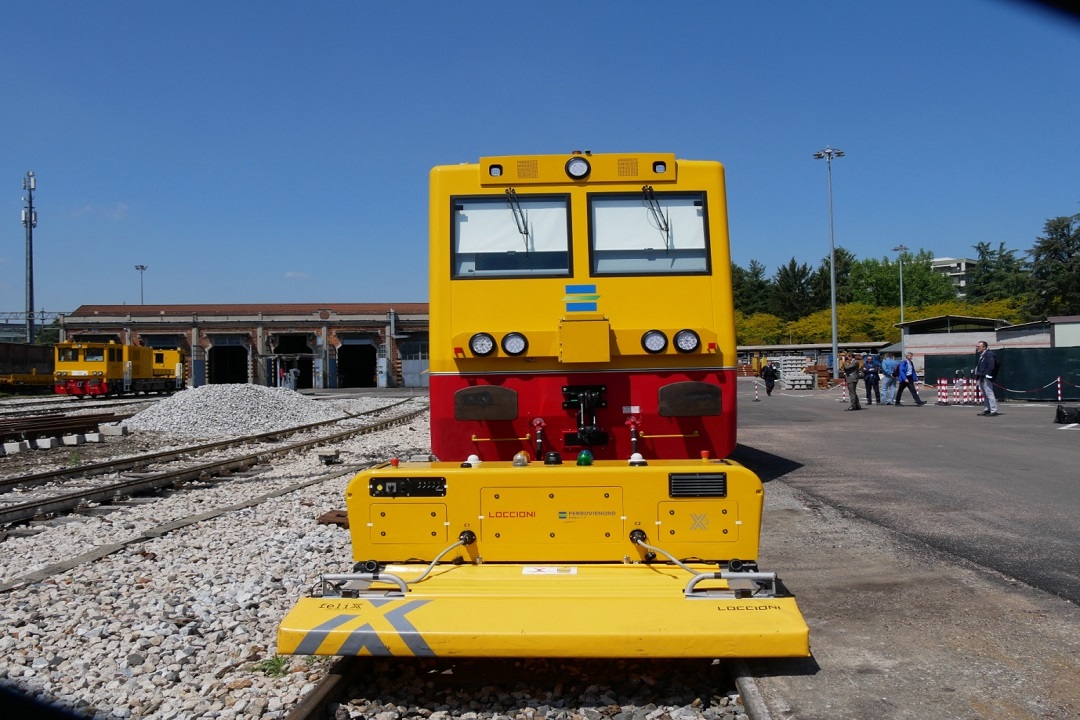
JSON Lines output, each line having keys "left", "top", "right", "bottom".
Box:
{"left": 135, "top": 265, "right": 148, "bottom": 304}
{"left": 892, "top": 245, "right": 908, "bottom": 355}
{"left": 813, "top": 146, "right": 844, "bottom": 380}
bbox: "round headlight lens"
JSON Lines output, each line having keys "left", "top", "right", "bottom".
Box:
{"left": 565, "top": 156, "right": 591, "bottom": 180}
{"left": 501, "top": 332, "right": 528, "bottom": 356}
{"left": 469, "top": 332, "right": 496, "bottom": 356}
{"left": 674, "top": 329, "right": 700, "bottom": 353}
{"left": 641, "top": 330, "right": 668, "bottom": 354}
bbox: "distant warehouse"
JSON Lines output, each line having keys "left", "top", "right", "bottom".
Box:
{"left": 60, "top": 303, "right": 430, "bottom": 390}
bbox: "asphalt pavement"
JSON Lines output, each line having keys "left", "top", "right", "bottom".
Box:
{"left": 733, "top": 378, "right": 1079, "bottom": 719}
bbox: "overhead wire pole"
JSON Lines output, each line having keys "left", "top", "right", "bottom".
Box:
{"left": 893, "top": 245, "right": 908, "bottom": 356}
{"left": 813, "top": 146, "right": 844, "bottom": 380}
{"left": 22, "top": 171, "right": 38, "bottom": 344}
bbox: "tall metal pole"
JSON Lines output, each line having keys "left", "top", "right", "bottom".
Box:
{"left": 813, "top": 147, "right": 844, "bottom": 380}
{"left": 893, "top": 245, "right": 908, "bottom": 356}
{"left": 135, "top": 265, "right": 148, "bottom": 304}
{"left": 22, "top": 171, "right": 38, "bottom": 344}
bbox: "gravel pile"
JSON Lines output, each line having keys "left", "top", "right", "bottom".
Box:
{"left": 123, "top": 385, "right": 348, "bottom": 438}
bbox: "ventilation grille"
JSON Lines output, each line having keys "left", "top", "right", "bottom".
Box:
{"left": 617, "top": 158, "right": 639, "bottom": 177}
{"left": 516, "top": 159, "right": 539, "bottom": 178}
{"left": 669, "top": 472, "right": 728, "bottom": 498}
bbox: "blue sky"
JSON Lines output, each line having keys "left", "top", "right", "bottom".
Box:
{"left": 1, "top": 1, "right": 1077, "bottom": 313}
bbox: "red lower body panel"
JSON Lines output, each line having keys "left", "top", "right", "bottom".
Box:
{"left": 55, "top": 380, "right": 108, "bottom": 397}
{"left": 430, "top": 370, "right": 737, "bottom": 463}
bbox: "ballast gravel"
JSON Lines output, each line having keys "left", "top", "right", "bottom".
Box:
{"left": 0, "top": 391, "right": 432, "bottom": 719}
{"left": 1, "top": 389, "right": 748, "bottom": 720}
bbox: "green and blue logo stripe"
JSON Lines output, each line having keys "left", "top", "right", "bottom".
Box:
{"left": 564, "top": 284, "right": 599, "bottom": 313}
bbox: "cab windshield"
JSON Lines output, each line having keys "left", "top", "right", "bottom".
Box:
{"left": 452, "top": 193, "right": 570, "bottom": 278}
{"left": 589, "top": 191, "right": 709, "bottom": 275}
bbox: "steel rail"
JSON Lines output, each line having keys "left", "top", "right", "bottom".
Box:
{"left": 0, "top": 397, "right": 154, "bottom": 418}
{"left": 0, "top": 413, "right": 132, "bottom": 443}
{"left": 0, "top": 406, "right": 426, "bottom": 525}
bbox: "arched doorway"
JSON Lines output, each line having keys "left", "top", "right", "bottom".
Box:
{"left": 208, "top": 342, "right": 249, "bottom": 384}
{"left": 337, "top": 339, "right": 378, "bottom": 388}
{"left": 271, "top": 334, "right": 315, "bottom": 390}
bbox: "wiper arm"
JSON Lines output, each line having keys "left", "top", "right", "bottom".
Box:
{"left": 505, "top": 188, "right": 530, "bottom": 252}
{"left": 641, "top": 185, "right": 671, "bottom": 252}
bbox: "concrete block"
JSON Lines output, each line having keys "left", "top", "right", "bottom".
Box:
{"left": 84, "top": 432, "right": 104, "bottom": 443}
{"left": 3, "top": 441, "right": 31, "bottom": 454}
{"left": 316, "top": 450, "right": 341, "bottom": 465}
{"left": 33, "top": 437, "right": 59, "bottom": 450}
{"left": 100, "top": 424, "right": 130, "bottom": 436}
{"left": 61, "top": 435, "right": 86, "bottom": 446}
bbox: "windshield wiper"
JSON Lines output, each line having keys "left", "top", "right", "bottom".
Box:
{"left": 641, "top": 185, "right": 672, "bottom": 252}
{"left": 505, "top": 188, "right": 531, "bottom": 252}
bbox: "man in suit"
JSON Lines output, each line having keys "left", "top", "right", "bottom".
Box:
{"left": 974, "top": 341, "right": 1000, "bottom": 417}
{"left": 842, "top": 353, "right": 863, "bottom": 411}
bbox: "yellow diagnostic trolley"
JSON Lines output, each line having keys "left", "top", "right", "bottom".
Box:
{"left": 279, "top": 152, "right": 810, "bottom": 658}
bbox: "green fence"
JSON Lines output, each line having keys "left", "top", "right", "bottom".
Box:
{"left": 924, "top": 347, "right": 1080, "bottom": 403}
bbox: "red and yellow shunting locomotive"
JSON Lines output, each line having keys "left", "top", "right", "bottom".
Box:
{"left": 54, "top": 341, "right": 185, "bottom": 397}
{"left": 278, "top": 152, "right": 810, "bottom": 658}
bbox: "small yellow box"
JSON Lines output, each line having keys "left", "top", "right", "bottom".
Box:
{"left": 559, "top": 318, "right": 610, "bottom": 363}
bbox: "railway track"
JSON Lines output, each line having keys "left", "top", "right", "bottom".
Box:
{"left": 0, "top": 402, "right": 425, "bottom": 525}
{"left": 0, "top": 396, "right": 155, "bottom": 418}
{"left": 0, "top": 412, "right": 133, "bottom": 443}
{"left": 0, "top": 402, "right": 773, "bottom": 720}
{"left": 283, "top": 656, "right": 753, "bottom": 720}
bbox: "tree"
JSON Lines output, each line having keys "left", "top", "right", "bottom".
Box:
{"left": 768, "top": 258, "right": 814, "bottom": 321}
{"left": 966, "top": 241, "right": 1028, "bottom": 305}
{"left": 1024, "top": 214, "right": 1080, "bottom": 319}
{"left": 846, "top": 256, "right": 897, "bottom": 306}
{"left": 734, "top": 311, "right": 786, "bottom": 345}
{"left": 34, "top": 319, "right": 61, "bottom": 346}
{"left": 895, "top": 248, "right": 956, "bottom": 307}
{"left": 731, "top": 260, "right": 771, "bottom": 315}
{"left": 809, "top": 246, "right": 856, "bottom": 312}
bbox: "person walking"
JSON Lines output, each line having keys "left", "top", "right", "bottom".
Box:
{"left": 863, "top": 354, "right": 881, "bottom": 405}
{"left": 974, "top": 340, "right": 1000, "bottom": 417}
{"left": 895, "top": 352, "right": 927, "bottom": 406}
{"left": 760, "top": 360, "right": 779, "bottom": 396}
{"left": 843, "top": 353, "right": 863, "bottom": 411}
{"left": 880, "top": 353, "right": 899, "bottom": 405}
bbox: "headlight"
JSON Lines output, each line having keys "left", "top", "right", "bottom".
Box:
{"left": 501, "top": 332, "right": 528, "bottom": 356}
{"left": 565, "top": 156, "right": 591, "bottom": 180}
{"left": 641, "top": 330, "right": 668, "bottom": 354}
{"left": 469, "top": 332, "right": 496, "bottom": 356}
{"left": 674, "top": 329, "right": 700, "bottom": 353}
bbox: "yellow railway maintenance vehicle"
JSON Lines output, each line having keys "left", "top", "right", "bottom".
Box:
{"left": 278, "top": 152, "right": 810, "bottom": 658}
{"left": 54, "top": 341, "right": 186, "bottom": 397}
{"left": 0, "top": 369, "right": 54, "bottom": 394}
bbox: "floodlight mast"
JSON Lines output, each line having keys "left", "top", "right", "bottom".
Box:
{"left": 22, "top": 171, "right": 37, "bottom": 343}
{"left": 135, "top": 265, "right": 148, "bottom": 304}
{"left": 893, "top": 245, "right": 909, "bottom": 356}
{"left": 812, "top": 147, "right": 844, "bottom": 380}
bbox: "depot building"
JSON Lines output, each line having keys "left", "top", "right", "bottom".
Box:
{"left": 59, "top": 304, "right": 429, "bottom": 390}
